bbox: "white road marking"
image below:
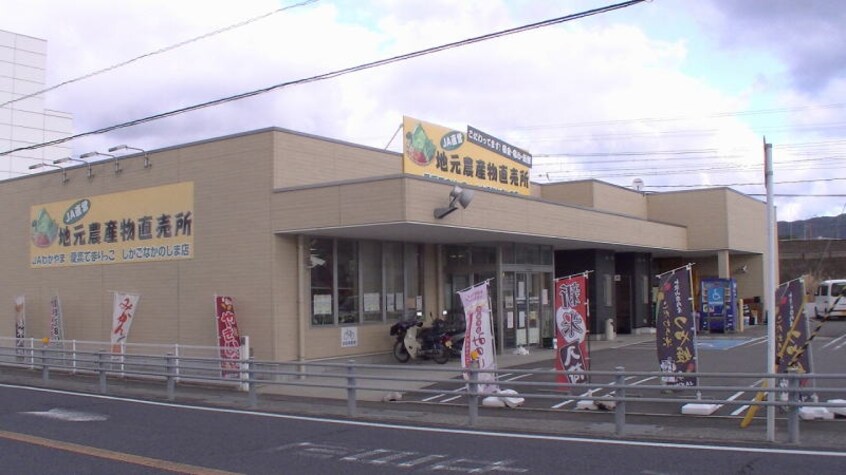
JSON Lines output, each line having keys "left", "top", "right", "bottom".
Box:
{"left": 821, "top": 333, "right": 846, "bottom": 349}
{"left": 3, "top": 383, "right": 845, "bottom": 458}
{"left": 21, "top": 408, "right": 108, "bottom": 422}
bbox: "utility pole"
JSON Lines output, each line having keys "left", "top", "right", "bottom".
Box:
{"left": 764, "top": 138, "right": 776, "bottom": 442}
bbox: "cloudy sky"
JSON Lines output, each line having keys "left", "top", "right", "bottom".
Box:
{"left": 2, "top": 0, "right": 845, "bottom": 221}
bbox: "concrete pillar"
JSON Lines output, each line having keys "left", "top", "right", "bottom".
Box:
{"left": 717, "top": 250, "right": 730, "bottom": 279}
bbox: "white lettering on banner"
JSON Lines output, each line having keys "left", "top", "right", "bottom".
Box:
{"left": 122, "top": 243, "right": 191, "bottom": 261}
{"left": 272, "top": 442, "right": 528, "bottom": 473}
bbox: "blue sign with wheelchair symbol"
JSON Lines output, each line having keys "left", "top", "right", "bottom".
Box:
{"left": 707, "top": 287, "right": 724, "bottom": 306}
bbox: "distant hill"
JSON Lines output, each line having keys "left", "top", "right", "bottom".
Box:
{"left": 779, "top": 213, "right": 846, "bottom": 240}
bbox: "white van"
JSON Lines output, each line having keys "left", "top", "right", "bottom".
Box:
{"left": 814, "top": 279, "right": 846, "bottom": 319}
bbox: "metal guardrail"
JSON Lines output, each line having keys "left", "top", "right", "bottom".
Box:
{"left": 1, "top": 344, "right": 844, "bottom": 445}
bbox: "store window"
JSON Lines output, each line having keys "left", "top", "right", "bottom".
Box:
{"left": 309, "top": 238, "right": 334, "bottom": 325}
{"left": 309, "top": 238, "right": 421, "bottom": 326}
{"left": 337, "top": 240, "right": 359, "bottom": 324}
{"left": 385, "top": 242, "right": 404, "bottom": 321}
{"left": 361, "top": 241, "right": 383, "bottom": 323}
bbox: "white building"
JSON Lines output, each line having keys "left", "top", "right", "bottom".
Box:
{"left": 0, "top": 29, "right": 73, "bottom": 179}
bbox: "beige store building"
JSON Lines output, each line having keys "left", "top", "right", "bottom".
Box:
{"left": 1, "top": 125, "right": 770, "bottom": 362}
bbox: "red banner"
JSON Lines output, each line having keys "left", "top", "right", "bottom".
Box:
{"left": 215, "top": 296, "right": 242, "bottom": 378}
{"left": 554, "top": 274, "right": 590, "bottom": 389}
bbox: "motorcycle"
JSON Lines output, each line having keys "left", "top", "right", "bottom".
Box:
{"left": 389, "top": 318, "right": 453, "bottom": 364}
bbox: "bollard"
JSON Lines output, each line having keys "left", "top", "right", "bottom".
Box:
{"left": 98, "top": 351, "right": 107, "bottom": 394}
{"left": 166, "top": 353, "right": 176, "bottom": 401}
{"left": 468, "top": 363, "right": 479, "bottom": 426}
{"left": 614, "top": 366, "right": 626, "bottom": 436}
{"left": 41, "top": 346, "right": 49, "bottom": 382}
{"left": 347, "top": 360, "right": 357, "bottom": 417}
{"left": 247, "top": 357, "right": 257, "bottom": 408}
{"left": 787, "top": 368, "right": 800, "bottom": 444}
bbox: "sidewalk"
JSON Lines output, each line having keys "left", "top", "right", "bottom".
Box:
{"left": 256, "top": 331, "right": 659, "bottom": 402}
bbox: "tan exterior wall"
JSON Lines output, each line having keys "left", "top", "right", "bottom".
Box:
{"left": 539, "top": 180, "right": 648, "bottom": 219}
{"left": 272, "top": 178, "right": 689, "bottom": 251}
{"left": 271, "top": 179, "right": 407, "bottom": 231}
{"left": 0, "top": 127, "right": 771, "bottom": 362}
{"left": 1, "top": 131, "right": 285, "bottom": 361}
{"left": 273, "top": 130, "right": 401, "bottom": 189}
{"left": 540, "top": 181, "right": 595, "bottom": 209}
{"left": 647, "top": 189, "right": 730, "bottom": 250}
{"left": 725, "top": 191, "right": 768, "bottom": 252}
{"left": 591, "top": 181, "right": 648, "bottom": 219}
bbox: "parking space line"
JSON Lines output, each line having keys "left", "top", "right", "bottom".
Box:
{"left": 821, "top": 333, "right": 846, "bottom": 349}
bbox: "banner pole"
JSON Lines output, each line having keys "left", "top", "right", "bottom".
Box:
{"left": 555, "top": 269, "right": 594, "bottom": 281}
{"left": 655, "top": 262, "right": 695, "bottom": 278}
{"left": 687, "top": 265, "right": 699, "bottom": 381}
{"left": 456, "top": 277, "right": 495, "bottom": 294}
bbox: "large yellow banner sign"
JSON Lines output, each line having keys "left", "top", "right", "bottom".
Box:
{"left": 402, "top": 116, "right": 531, "bottom": 195}
{"left": 30, "top": 182, "right": 194, "bottom": 268}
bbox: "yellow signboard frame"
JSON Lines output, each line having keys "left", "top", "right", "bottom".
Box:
{"left": 30, "top": 182, "right": 194, "bottom": 268}
{"left": 402, "top": 116, "right": 531, "bottom": 195}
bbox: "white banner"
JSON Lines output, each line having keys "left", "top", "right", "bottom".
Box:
{"left": 49, "top": 295, "right": 64, "bottom": 342}
{"left": 14, "top": 296, "right": 26, "bottom": 355}
{"left": 111, "top": 292, "right": 140, "bottom": 352}
{"left": 458, "top": 281, "right": 499, "bottom": 394}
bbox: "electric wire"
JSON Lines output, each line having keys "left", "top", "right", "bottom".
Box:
{"left": 0, "top": 0, "right": 648, "bottom": 157}
{"left": 0, "top": 0, "right": 320, "bottom": 110}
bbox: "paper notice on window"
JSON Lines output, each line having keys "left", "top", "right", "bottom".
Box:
{"left": 313, "top": 294, "right": 332, "bottom": 315}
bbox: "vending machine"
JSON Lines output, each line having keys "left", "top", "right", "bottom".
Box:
{"left": 699, "top": 278, "right": 737, "bottom": 333}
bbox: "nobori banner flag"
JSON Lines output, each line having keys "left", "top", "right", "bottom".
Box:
{"left": 554, "top": 274, "right": 590, "bottom": 388}
{"left": 215, "top": 295, "right": 242, "bottom": 378}
{"left": 49, "top": 295, "right": 64, "bottom": 342}
{"left": 775, "top": 279, "right": 812, "bottom": 376}
{"left": 458, "top": 281, "right": 499, "bottom": 394}
{"left": 14, "top": 296, "right": 25, "bottom": 352}
{"left": 655, "top": 266, "right": 698, "bottom": 387}
{"left": 111, "top": 292, "right": 140, "bottom": 352}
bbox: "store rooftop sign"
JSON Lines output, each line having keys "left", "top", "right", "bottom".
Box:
{"left": 402, "top": 116, "right": 532, "bottom": 195}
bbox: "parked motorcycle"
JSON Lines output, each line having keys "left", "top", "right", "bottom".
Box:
{"left": 389, "top": 318, "right": 452, "bottom": 364}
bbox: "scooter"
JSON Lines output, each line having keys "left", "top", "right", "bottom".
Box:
{"left": 389, "top": 317, "right": 452, "bottom": 364}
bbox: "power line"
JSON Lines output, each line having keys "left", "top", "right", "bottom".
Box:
{"left": 1, "top": 0, "right": 648, "bottom": 157}
{"left": 0, "top": 0, "right": 319, "bottom": 109}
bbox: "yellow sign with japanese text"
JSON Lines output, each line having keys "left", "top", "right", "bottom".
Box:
{"left": 402, "top": 116, "right": 531, "bottom": 195}
{"left": 30, "top": 182, "right": 194, "bottom": 268}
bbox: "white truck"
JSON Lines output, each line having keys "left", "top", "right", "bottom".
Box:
{"left": 814, "top": 279, "right": 846, "bottom": 319}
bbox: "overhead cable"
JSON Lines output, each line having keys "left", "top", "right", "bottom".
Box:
{"left": 0, "top": 0, "right": 647, "bottom": 157}
{"left": 0, "top": 0, "right": 319, "bottom": 109}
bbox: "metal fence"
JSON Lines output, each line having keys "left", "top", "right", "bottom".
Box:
{"left": 1, "top": 341, "right": 844, "bottom": 445}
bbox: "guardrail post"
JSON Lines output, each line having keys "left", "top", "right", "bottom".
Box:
{"left": 614, "top": 366, "right": 626, "bottom": 436}
{"left": 247, "top": 357, "right": 257, "bottom": 408}
{"left": 468, "top": 362, "right": 479, "bottom": 426}
{"left": 98, "top": 351, "right": 107, "bottom": 394}
{"left": 40, "top": 346, "right": 49, "bottom": 382}
{"left": 787, "top": 368, "right": 800, "bottom": 444}
{"left": 166, "top": 353, "right": 176, "bottom": 401}
{"left": 347, "top": 360, "right": 357, "bottom": 417}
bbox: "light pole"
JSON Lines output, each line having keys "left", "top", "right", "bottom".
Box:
{"left": 29, "top": 162, "right": 66, "bottom": 183}
{"left": 53, "top": 156, "right": 94, "bottom": 179}
{"left": 109, "top": 144, "right": 151, "bottom": 168}
{"left": 81, "top": 151, "right": 121, "bottom": 174}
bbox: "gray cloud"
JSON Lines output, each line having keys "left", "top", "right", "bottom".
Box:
{"left": 704, "top": 0, "right": 846, "bottom": 93}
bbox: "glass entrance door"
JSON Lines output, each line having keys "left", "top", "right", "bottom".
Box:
{"left": 504, "top": 271, "right": 543, "bottom": 347}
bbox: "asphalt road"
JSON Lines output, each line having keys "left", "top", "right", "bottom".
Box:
{"left": 1, "top": 384, "right": 845, "bottom": 475}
